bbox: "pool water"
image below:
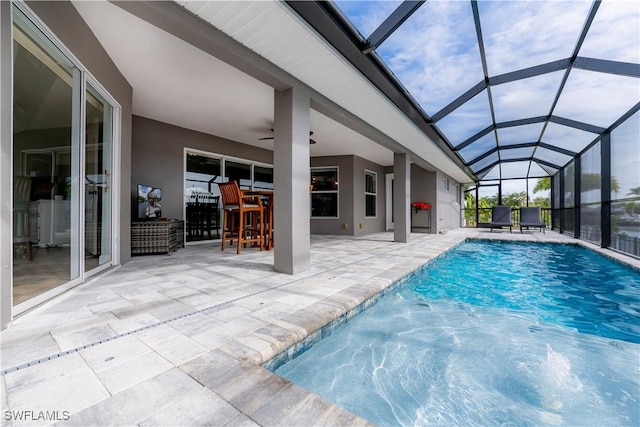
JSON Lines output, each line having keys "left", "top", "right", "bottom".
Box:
{"left": 274, "top": 241, "right": 640, "bottom": 426}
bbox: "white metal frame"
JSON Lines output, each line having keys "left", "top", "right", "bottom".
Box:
{"left": 364, "top": 169, "right": 377, "bottom": 218}
{"left": 8, "top": 1, "right": 121, "bottom": 318}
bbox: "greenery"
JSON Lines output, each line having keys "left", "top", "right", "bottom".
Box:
{"left": 464, "top": 178, "right": 551, "bottom": 226}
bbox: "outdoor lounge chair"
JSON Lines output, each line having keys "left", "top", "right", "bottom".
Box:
{"left": 520, "top": 206, "right": 546, "bottom": 233}
{"left": 489, "top": 205, "right": 512, "bottom": 232}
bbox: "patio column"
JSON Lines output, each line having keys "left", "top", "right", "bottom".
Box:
{"left": 273, "top": 87, "right": 311, "bottom": 274}
{"left": 393, "top": 153, "right": 410, "bottom": 243}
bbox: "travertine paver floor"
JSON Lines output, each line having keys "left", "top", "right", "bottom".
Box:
{"left": 1, "top": 229, "right": 634, "bottom": 426}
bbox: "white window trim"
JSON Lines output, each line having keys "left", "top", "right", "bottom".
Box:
{"left": 365, "top": 169, "right": 377, "bottom": 218}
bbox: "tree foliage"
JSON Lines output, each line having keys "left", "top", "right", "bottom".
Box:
{"left": 533, "top": 177, "right": 550, "bottom": 193}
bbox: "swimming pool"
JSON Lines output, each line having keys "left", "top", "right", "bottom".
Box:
{"left": 273, "top": 241, "right": 640, "bottom": 426}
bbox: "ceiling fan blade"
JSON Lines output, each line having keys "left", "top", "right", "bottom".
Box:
{"left": 259, "top": 129, "right": 316, "bottom": 144}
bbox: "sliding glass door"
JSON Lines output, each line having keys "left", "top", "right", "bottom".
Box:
{"left": 11, "top": 4, "right": 117, "bottom": 310}
{"left": 84, "top": 84, "right": 113, "bottom": 272}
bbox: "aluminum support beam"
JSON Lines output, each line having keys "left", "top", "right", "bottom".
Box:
{"left": 489, "top": 59, "right": 570, "bottom": 86}
{"left": 574, "top": 157, "right": 581, "bottom": 239}
{"left": 496, "top": 116, "right": 547, "bottom": 128}
{"left": 454, "top": 125, "right": 494, "bottom": 151}
{"left": 573, "top": 57, "right": 640, "bottom": 78}
{"left": 537, "top": 142, "right": 577, "bottom": 157}
{"left": 362, "top": 1, "right": 424, "bottom": 54}
{"left": 600, "top": 133, "right": 611, "bottom": 249}
{"left": 548, "top": 116, "right": 605, "bottom": 134}
{"left": 431, "top": 80, "right": 487, "bottom": 123}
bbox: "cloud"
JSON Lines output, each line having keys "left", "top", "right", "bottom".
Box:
{"left": 375, "top": 1, "right": 484, "bottom": 114}
{"left": 332, "top": 0, "right": 639, "bottom": 180}
{"left": 541, "top": 122, "right": 596, "bottom": 152}
{"left": 436, "top": 91, "right": 493, "bottom": 145}
{"left": 479, "top": 1, "right": 593, "bottom": 75}
{"left": 579, "top": 0, "right": 640, "bottom": 63}
{"left": 333, "top": 0, "right": 402, "bottom": 38}
{"left": 554, "top": 69, "right": 640, "bottom": 127}
{"left": 491, "top": 71, "right": 565, "bottom": 122}
{"left": 497, "top": 123, "right": 544, "bottom": 145}
{"left": 460, "top": 132, "right": 498, "bottom": 162}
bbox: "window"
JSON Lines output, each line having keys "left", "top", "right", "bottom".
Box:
{"left": 254, "top": 165, "right": 274, "bottom": 190}
{"left": 311, "top": 167, "right": 338, "bottom": 218}
{"left": 610, "top": 111, "right": 640, "bottom": 256}
{"left": 184, "top": 150, "right": 274, "bottom": 242}
{"left": 225, "top": 160, "right": 251, "bottom": 189}
{"left": 365, "top": 170, "right": 377, "bottom": 217}
{"left": 444, "top": 178, "right": 450, "bottom": 191}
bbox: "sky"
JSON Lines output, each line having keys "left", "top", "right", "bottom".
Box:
{"left": 332, "top": 0, "right": 640, "bottom": 182}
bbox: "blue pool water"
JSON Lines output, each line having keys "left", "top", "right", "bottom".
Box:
{"left": 274, "top": 241, "right": 640, "bottom": 426}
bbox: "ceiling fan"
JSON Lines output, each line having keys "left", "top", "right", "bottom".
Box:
{"left": 259, "top": 129, "right": 317, "bottom": 144}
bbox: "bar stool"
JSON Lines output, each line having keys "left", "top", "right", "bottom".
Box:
{"left": 218, "top": 181, "right": 264, "bottom": 254}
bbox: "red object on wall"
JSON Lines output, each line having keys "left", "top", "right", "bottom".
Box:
{"left": 411, "top": 202, "right": 431, "bottom": 210}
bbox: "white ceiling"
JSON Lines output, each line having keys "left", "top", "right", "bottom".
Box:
{"left": 71, "top": 0, "right": 396, "bottom": 167}
{"left": 72, "top": 1, "right": 472, "bottom": 182}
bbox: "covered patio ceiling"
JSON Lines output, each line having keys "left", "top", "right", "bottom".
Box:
{"left": 287, "top": 0, "right": 640, "bottom": 182}
{"left": 71, "top": 1, "right": 396, "bottom": 169}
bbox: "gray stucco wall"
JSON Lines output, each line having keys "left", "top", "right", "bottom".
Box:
{"left": 132, "top": 116, "right": 273, "bottom": 221}
{"left": 410, "top": 165, "right": 436, "bottom": 233}
{"left": 133, "top": 120, "right": 389, "bottom": 237}
{"left": 309, "top": 155, "right": 387, "bottom": 236}
{"left": 353, "top": 156, "right": 386, "bottom": 237}
{"left": 408, "top": 165, "right": 461, "bottom": 233}
{"left": 25, "top": 0, "right": 134, "bottom": 262}
{"left": 436, "top": 171, "right": 462, "bottom": 232}
{"left": 310, "top": 156, "right": 353, "bottom": 235}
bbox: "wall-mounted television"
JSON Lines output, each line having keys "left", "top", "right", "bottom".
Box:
{"left": 137, "top": 184, "right": 162, "bottom": 220}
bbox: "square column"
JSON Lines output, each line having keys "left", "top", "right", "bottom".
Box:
{"left": 393, "top": 153, "right": 410, "bottom": 243}
{"left": 273, "top": 87, "right": 311, "bottom": 274}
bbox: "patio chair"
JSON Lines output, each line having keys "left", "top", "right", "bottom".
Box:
{"left": 520, "top": 207, "right": 546, "bottom": 233}
{"left": 218, "top": 181, "right": 264, "bottom": 254}
{"left": 13, "top": 176, "right": 33, "bottom": 261}
{"left": 489, "top": 205, "right": 512, "bottom": 232}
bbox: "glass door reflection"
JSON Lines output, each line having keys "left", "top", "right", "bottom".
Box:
{"left": 84, "top": 84, "right": 112, "bottom": 272}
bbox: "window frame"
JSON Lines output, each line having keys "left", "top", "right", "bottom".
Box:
{"left": 310, "top": 166, "right": 339, "bottom": 219}
{"left": 364, "top": 169, "right": 377, "bottom": 218}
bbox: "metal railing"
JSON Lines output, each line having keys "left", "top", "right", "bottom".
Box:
{"left": 463, "top": 206, "right": 639, "bottom": 258}
{"left": 463, "top": 207, "right": 552, "bottom": 229}
{"left": 611, "top": 232, "right": 640, "bottom": 257}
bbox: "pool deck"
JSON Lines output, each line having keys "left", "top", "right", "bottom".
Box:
{"left": 1, "top": 229, "right": 638, "bottom": 426}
